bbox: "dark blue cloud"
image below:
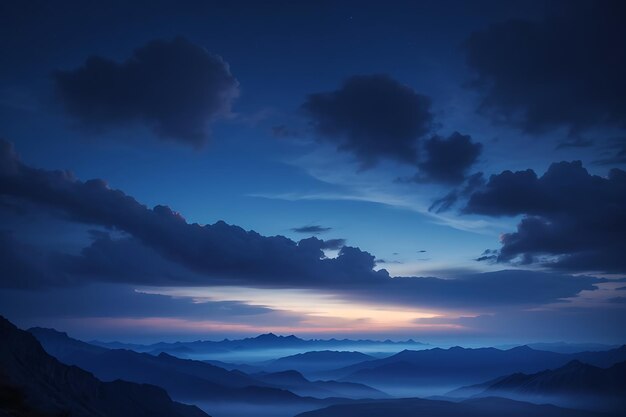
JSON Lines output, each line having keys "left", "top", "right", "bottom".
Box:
{"left": 352, "top": 269, "right": 603, "bottom": 309}
{"left": 475, "top": 249, "right": 498, "bottom": 263}
{"left": 466, "top": 1, "right": 626, "bottom": 135}
{"left": 0, "top": 139, "right": 385, "bottom": 288}
{"left": 54, "top": 37, "right": 239, "bottom": 146}
{"left": 0, "top": 140, "right": 603, "bottom": 310}
{"left": 319, "top": 238, "right": 346, "bottom": 250}
{"left": 422, "top": 305, "right": 626, "bottom": 343}
{"left": 302, "top": 74, "right": 433, "bottom": 168}
{"left": 291, "top": 225, "right": 332, "bottom": 234}
{"left": 466, "top": 161, "right": 626, "bottom": 273}
{"left": 429, "top": 172, "right": 485, "bottom": 213}
{"left": 302, "top": 75, "right": 483, "bottom": 182}
{"left": 417, "top": 132, "right": 482, "bottom": 184}
{"left": 0, "top": 284, "right": 277, "bottom": 321}
{"left": 594, "top": 141, "right": 626, "bottom": 166}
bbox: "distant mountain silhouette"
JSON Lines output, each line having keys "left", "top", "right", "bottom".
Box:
{"left": 268, "top": 351, "right": 375, "bottom": 374}
{"left": 29, "top": 326, "right": 385, "bottom": 406}
{"left": 0, "top": 316, "right": 208, "bottom": 417}
{"left": 294, "top": 396, "right": 610, "bottom": 417}
{"left": 334, "top": 345, "right": 626, "bottom": 394}
{"left": 90, "top": 334, "right": 425, "bottom": 355}
{"left": 30, "top": 327, "right": 306, "bottom": 404}
{"left": 252, "top": 370, "right": 388, "bottom": 399}
{"left": 457, "top": 360, "right": 626, "bottom": 412}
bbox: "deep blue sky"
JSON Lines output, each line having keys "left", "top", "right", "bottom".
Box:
{"left": 1, "top": 0, "right": 625, "bottom": 344}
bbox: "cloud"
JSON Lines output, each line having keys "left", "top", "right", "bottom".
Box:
{"left": 0, "top": 139, "right": 385, "bottom": 288}
{"left": 475, "top": 249, "right": 498, "bottom": 263}
{"left": 291, "top": 225, "right": 332, "bottom": 234}
{"left": 54, "top": 37, "right": 239, "bottom": 146}
{"left": 556, "top": 137, "right": 594, "bottom": 150}
{"left": 466, "top": 1, "right": 626, "bottom": 134}
{"left": 0, "top": 140, "right": 603, "bottom": 310}
{"left": 416, "top": 132, "right": 482, "bottom": 184}
{"left": 429, "top": 172, "right": 485, "bottom": 213}
{"left": 67, "top": 232, "right": 200, "bottom": 285}
{"left": 0, "top": 283, "right": 306, "bottom": 340}
{"left": 351, "top": 269, "right": 603, "bottom": 309}
{"left": 422, "top": 304, "right": 626, "bottom": 343}
{"left": 302, "top": 75, "right": 483, "bottom": 184}
{"left": 594, "top": 141, "right": 626, "bottom": 166}
{"left": 466, "top": 161, "right": 626, "bottom": 273}
{"left": 302, "top": 74, "right": 433, "bottom": 168}
{"left": 2, "top": 230, "right": 602, "bottom": 311}
{"left": 374, "top": 259, "right": 403, "bottom": 265}
{"left": 0, "top": 231, "right": 73, "bottom": 289}
{"left": 319, "top": 238, "right": 346, "bottom": 250}
{"left": 0, "top": 284, "right": 278, "bottom": 321}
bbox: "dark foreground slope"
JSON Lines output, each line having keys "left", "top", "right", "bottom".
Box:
{"left": 466, "top": 360, "right": 626, "bottom": 412}
{"left": 295, "top": 397, "right": 613, "bottom": 417}
{"left": 0, "top": 316, "right": 208, "bottom": 417}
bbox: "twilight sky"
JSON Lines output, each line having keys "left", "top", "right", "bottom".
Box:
{"left": 1, "top": 0, "right": 625, "bottom": 344}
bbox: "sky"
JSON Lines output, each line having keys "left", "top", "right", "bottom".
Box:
{"left": 1, "top": 0, "right": 625, "bottom": 344}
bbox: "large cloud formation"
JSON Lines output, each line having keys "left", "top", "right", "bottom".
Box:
{"left": 0, "top": 140, "right": 601, "bottom": 309}
{"left": 466, "top": 1, "right": 626, "bottom": 134}
{"left": 302, "top": 74, "right": 433, "bottom": 168}
{"left": 302, "top": 75, "right": 482, "bottom": 183}
{"left": 54, "top": 37, "right": 239, "bottom": 146}
{"left": 466, "top": 161, "right": 626, "bottom": 273}
{"left": 0, "top": 139, "right": 384, "bottom": 287}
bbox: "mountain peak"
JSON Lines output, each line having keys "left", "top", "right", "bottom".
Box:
{"left": 28, "top": 326, "right": 70, "bottom": 339}
{"left": 509, "top": 345, "right": 534, "bottom": 352}
{"left": 254, "top": 333, "right": 301, "bottom": 341}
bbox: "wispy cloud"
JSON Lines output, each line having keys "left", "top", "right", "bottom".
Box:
{"left": 252, "top": 148, "right": 508, "bottom": 234}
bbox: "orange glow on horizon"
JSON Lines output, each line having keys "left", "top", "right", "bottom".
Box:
{"left": 58, "top": 316, "right": 467, "bottom": 336}
{"left": 132, "top": 286, "right": 474, "bottom": 335}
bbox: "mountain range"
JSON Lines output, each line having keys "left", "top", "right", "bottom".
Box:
{"left": 0, "top": 316, "right": 208, "bottom": 417}
{"left": 265, "top": 351, "right": 375, "bottom": 376}
{"left": 450, "top": 359, "right": 626, "bottom": 412}
{"left": 29, "top": 327, "right": 384, "bottom": 403}
{"left": 251, "top": 370, "right": 387, "bottom": 399}
{"left": 294, "top": 397, "right": 613, "bottom": 417}
{"left": 4, "top": 317, "right": 626, "bottom": 417}
{"left": 332, "top": 344, "right": 626, "bottom": 396}
{"left": 89, "top": 334, "right": 427, "bottom": 357}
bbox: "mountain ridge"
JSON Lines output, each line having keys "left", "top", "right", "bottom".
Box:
{"left": 332, "top": 344, "right": 626, "bottom": 396}
{"left": 0, "top": 315, "right": 209, "bottom": 417}
{"left": 464, "top": 359, "right": 626, "bottom": 412}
